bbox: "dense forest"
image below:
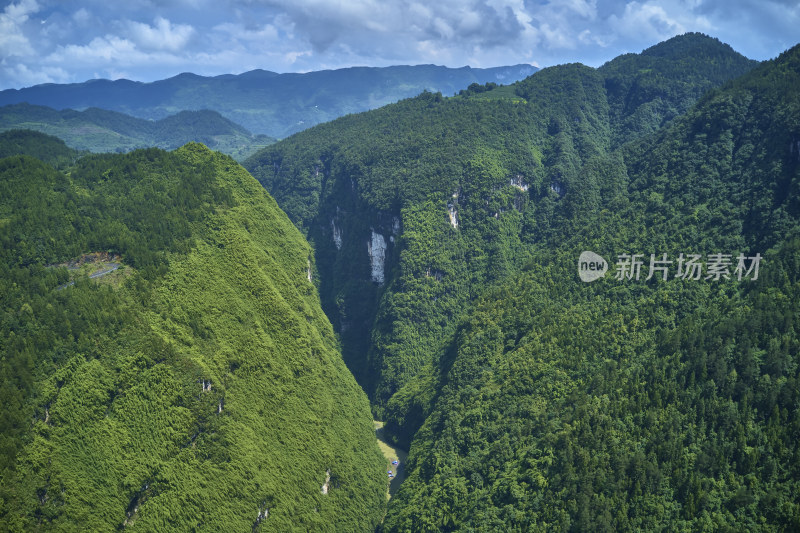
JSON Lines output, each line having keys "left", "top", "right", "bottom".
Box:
{"left": 245, "top": 33, "right": 800, "bottom": 530}
{"left": 245, "top": 33, "right": 760, "bottom": 410}
{"left": 0, "top": 140, "right": 386, "bottom": 530}
{"left": 0, "top": 130, "right": 79, "bottom": 169}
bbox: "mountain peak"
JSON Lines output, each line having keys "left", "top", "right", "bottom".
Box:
{"left": 641, "top": 32, "right": 747, "bottom": 60}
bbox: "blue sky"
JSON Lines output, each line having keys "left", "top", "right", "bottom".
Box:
{"left": 0, "top": 0, "right": 797, "bottom": 89}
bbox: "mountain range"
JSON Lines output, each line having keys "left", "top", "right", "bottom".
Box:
{"left": 0, "top": 64, "right": 538, "bottom": 139}
{"left": 0, "top": 105, "right": 274, "bottom": 160}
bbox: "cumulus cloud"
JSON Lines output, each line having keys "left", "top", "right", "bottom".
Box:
{"left": 49, "top": 35, "right": 142, "bottom": 64}
{"left": 3, "top": 62, "right": 69, "bottom": 86}
{"left": 72, "top": 7, "right": 90, "bottom": 24}
{"left": 235, "top": 0, "right": 527, "bottom": 65}
{"left": 605, "top": 1, "right": 717, "bottom": 46}
{"left": 127, "top": 16, "right": 195, "bottom": 52}
{"left": 0, "top": 0, "right": 39, "bottom": 58}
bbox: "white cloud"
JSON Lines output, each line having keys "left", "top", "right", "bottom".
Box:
{"left": 284, "top": 49, "right": 311, "bottom": 64}
{"left": 49, "top": 35, "right": 142, "bottom": 64}
{"left": 609, "top": 2, "right": 686, "bottom": 41}
{"left": 127, "top": 16, "right": 195, "bottom": 52}
{"left": 610, "top": 0, "right": 716, "bottom": 44}
{"left": 2, "top": 62, "right": 68, "bottom": 86}
{"left": 5, "top": 0, "right": 38, "bottom": 19}
{"left": 72, "top": 8, "right": 91, "bottom": 25}
{"left": 0, "top": 0, "right": 39, "bottom": 57}
{"left": 563, "top": 0, "right": 599, "bottom": 19}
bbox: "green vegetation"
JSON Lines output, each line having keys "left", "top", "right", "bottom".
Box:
{"left": 245, "top": 32, "right": 758, "bottom": 409}
{"left": 0, "top": 64, "right": 537, "bottom": 139}
{"left": 0, "top": 104, "right": 274, "bottom": 160}
{"left": 594, "top": 33, "right": 757, "bottom": 146}
{"left": 0, "top": 140, "right": 386, "bottom": 530}
{"left": 0, "top": 129, "right": 80, "bottom": 169}
{"left": 245, "top": 33, "right": 800, "bottom": 530}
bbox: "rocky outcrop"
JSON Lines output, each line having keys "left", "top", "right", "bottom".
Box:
{"left": 321, "top": 469, "right": 332, "bottom": 495}
{"left": 331, "top": 218, "right": 343, "bottom": 250}
{"left": 368, "top": 231, "right": 387, "bottom": 283}
{"left": 447, "top": 189, "right": 460, "bottom": 229}
{"left": 511, "top": 174, "right": 529, "bottom": 191}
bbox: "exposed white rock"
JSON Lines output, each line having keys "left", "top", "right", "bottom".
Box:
{"left": 331, "top": 219, "right": 342, "bottom": 250}
{"left": 321, "top": 469, "right": 331, "bottom": 495}
{"left": 368, "top": 231, "right": 387, "bottom": 283}
{"left": 448, "top": 204, "right": 459, "bottom": 228}
{"left": 448, "top": 189, "right": 460, "bottom": 229}
{"left": 307, "top": 259, "right": 312, "bottom": 282}
{"left": 511, "top": 174, "right": 529, "bottom": 191}
{"left": 254, "top": 506, "right": 269, "bottom": 528}
{"left": 425, "top": 268, "right": 444, "bottom": 281}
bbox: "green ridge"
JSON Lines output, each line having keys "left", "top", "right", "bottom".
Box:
{"left": 0, "top": 141, "right": 385, "bottom": 531}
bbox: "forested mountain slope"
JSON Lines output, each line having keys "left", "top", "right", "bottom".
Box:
{"left": 245, "top": 33, "right": 800, "bottom": 530}
{"left": 244, "top": 33, "right": 758, "bottom": 409}
{"left": 0, "top": 64, "right": 537, "bottom": 139}
{"left": 0, "top": 129, "right": 79, "bottom": 169}
{"left": 0, "top": 141, "right": 385, "bottom": 531}
{"left": 597, "top": 33, "right": 759, "bottom": 145}
{"left": 0, "top": 104, "right": 273, "bottom": 160}
{"left": 384, "top": 43, "right": 800, "bottom": 530}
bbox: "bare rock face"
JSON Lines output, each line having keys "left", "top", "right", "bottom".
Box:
{"left": 511, "top": 174, "right": 529, "bottom": 191}
{"left": 321, "top": 469, "right": 332, "bottom": 495}
{"left": 448, "top": 189, "right": 460, "bottom": 229}
{"left": 331, "top": 218, "right": 343, "bottom": 250}
{"left": 368, "top": 230, "right": 387, "bottom": 283}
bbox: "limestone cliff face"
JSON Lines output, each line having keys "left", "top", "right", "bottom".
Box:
{"left": 368, "top": 230, "right": 387, "bottom": 284}
{"left": 331, "top": 218, "right": 343, "bottom": 250}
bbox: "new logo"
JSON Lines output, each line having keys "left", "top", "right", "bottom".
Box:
{"left": 578, "top": 251, "right": 608, "bottom": 282}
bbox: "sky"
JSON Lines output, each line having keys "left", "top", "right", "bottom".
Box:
{"left": 0, "top": 0, "right": 798, "bottom": 90}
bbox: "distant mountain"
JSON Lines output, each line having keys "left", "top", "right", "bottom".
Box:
{"left": 0, "top": 104, "right": 274, "bottom": 160}
{"left": 0, "top": 64, "right": 538, "bottom": 138}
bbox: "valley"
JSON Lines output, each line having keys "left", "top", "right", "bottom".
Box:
{"left": 1, "top": 31, "right": 799, "bottom": 532}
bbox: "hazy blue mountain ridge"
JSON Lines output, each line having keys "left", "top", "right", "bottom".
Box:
{"left": 0, "top": 64, "right": 538, "bottom": 139}
{"left": 0, "top": 104, "right": 274, "bottom": 160}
